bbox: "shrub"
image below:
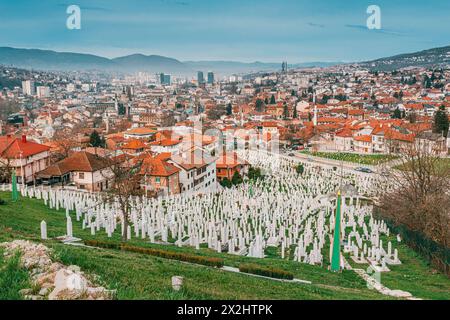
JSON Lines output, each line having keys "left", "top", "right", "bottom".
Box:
{"left": 296, "top": 164, "right": 304, "bottom": 175}
{"left": 248, "top": 167, "right": 264, "bottom": 181}
{"left": 84, "top": 240, "right": 121, "bottom": 250}
{"left": 231, "top": 171, "right": 243, "bottom": 185}
{"left": 220, "top": 178, "right": 232, "bottom": 188}
{"left": 239, "top": 264, "right": 294, "bottom": 280}
{"left": 0, "top": 198, "right": 5, "bottom": 205}
{"left": 84, "top": 240, "right": 224, "bottom": 268}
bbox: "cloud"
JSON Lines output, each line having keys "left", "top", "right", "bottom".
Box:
{"left": 307, "top": 22, "right": 325, "bottom": 28}
{"left": 344, "top": 24, "right": 406, "bottom": 36}
{"left": 160, "top": 0, "right": 189, "bottom": 6}
{"left": 57, "top": 3, "right": 112, "bottom": 12}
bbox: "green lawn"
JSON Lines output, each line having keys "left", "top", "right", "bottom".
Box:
{"left": 394, "top": 158, "right": 450, "bottom": 172}
{"left": 0, "top": 249, "right": 31, "bottom": 300}
{"left": 0, "top": 191, "right": 448, "bottom": 300}
{"left": 301, "top": 151, "right": 398, "bottom": 165}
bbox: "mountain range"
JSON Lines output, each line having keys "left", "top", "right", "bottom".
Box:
{"left": 0, "top": 45, "right": 449, "bottom": 76}
{"left": 0, "top": 47, "right": 337, "bottom": 76}
{"left": 359, "top": 45, "right": 450, "bottom": 71}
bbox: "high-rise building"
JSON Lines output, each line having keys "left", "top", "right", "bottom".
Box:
{"left": 282, "top": 61, "right": 288, "bottom": 73}
{"left": 197, "top": 71, "right": 205, "bottom": 84}
{"left": 207, "top": 71, "right": 214, "bottom": 84}
{"left": 163, "top": 74, "right": 171, "bottom": 85}
{"left": 159, "top": 73, "right": 171, "bottom": 86}
{"left": 22, "top": 80, "right": 35, "bottom": 96}
{"left": 66, "top": 83, "right": 76, "bottom": 92}
{"left": 159, "top": 73, "right": 171, "bottom": 85}
{"left": 36, "top": 86, "right": 50, "bottom": 98}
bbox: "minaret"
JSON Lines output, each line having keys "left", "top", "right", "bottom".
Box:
{"left": 114, "top": 94, "right": 119, "bottom": 113}
{"left": 312, "top": 91, "right": 318, "bottom": 127}
{"left": 330, "top": 190, "right": 342, "bottom": 272}
{"left": 104, "top": 114, "right": 110, "bottom": 134}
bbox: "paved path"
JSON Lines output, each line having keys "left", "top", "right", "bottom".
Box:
{"left": 343, "top": 257, "right": 420, "bottom": 300}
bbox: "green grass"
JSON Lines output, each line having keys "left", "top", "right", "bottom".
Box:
{"left": 343, "top": 233, "right": 450, "bottom": 300}
{"left": 301, "top": 151, "right": 397, "bottom": 165}
{"left": 0, "top": 191, "right": 448, "bottom": 300}
{"left": 0, "top": 249, "right": 31, "bottom": 300}
{"left": 394, "top": 158, "right": 450, "bottom": 172}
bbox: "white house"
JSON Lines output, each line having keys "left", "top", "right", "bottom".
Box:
{"left": 170, "top": 148, "right": 217, "bottom": 194}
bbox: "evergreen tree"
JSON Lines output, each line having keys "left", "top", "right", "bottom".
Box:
{"left": 220, "top": 178, "right": 232, "bottom": 188}
{"left": 392, "top": 107, "right": 402, "bottom": 119}
{"left": 231, "top": 171, "right": 243, "bottom": 185}
{"left": 226, "top": 103, "right": 233, "bottom": 116}
{"left": 255, "top": 99, "right": 265, "bottom": 112}
{"left": 283, "top": 103, "right": 289, "bottom": 120}
{"left": 89, "top": 130, "right": 105, "bottom": 148}
{"left": 293, "top": 106, "right": 298, "bottom": 119}
{"left": 433, "top": 105, "right": 449, "bottom": 137}
{"left": 270, "top": 94, "right": 276, "bottom": 104}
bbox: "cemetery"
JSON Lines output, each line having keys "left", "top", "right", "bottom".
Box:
{"left": 0, "top": 149, "right": 449, "bottom": 300}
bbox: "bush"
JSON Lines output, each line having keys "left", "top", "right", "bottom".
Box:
{"left": 239, "top": 264, "right": 294, "bottom": 280}
{"left": 231, "top": 171, "right": 243, "bottom": 185}
{"left": 84, "top": 240, "right": 224, "bottom": 268}
{"left": 248, "top": 167, "right": 264, "bottom": 181}
{"left": 84, "top": 240, "right": 121, "bottom": 250}
{"left": 0, "top": 198, "right": 5, "bottom": 205}
{"left": 296, "top": 164, "right": 304, "bottom": 175}
{"left": 220, "top": 178, "right": 232, "bottom": 188}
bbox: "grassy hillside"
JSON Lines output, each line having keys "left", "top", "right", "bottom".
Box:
{"left": 0, "top": 191, "right": 448, "bottom": 300}
{"left": 300, "top": 151, "right": 397, "bottom": 165}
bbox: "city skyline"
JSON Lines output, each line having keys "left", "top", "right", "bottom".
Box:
{"left": 0, "top": 0, "right": 449, "bottom": 63}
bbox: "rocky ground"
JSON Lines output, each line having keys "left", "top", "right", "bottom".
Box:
{"left": 1, "top": 240, "right": 115, "bottom": 300}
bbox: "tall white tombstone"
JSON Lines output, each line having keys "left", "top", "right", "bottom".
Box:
{"left": 66, "top": 216, "right": 73, "bottom": 238}
{"left": 40, "top": 221, "right": 47, "bottom": 240}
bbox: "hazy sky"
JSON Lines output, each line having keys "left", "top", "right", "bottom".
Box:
{"left": 0, "top": 0, "right": 449, "bottom": 62}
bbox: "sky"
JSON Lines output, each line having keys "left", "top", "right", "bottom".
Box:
{"left": 0, "top": 0, "right": 449, "bottom": 63}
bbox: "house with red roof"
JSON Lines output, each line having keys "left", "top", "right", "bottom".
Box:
{"left": 216, "top": 152, "right": 249, "bottom": 182}
{"left": 140, "top": 155, "right": 180, "bottom": 196}
{"left": 0, "top": 135, "right": 50, "bottom": 184}
{"left": 36, "top": 151, "right": 111, "bottom": 191}
{"left": 170, "top": 148, "right": 217, "bottom": 194}
{"left": 334, "top": 128, "right": 353, "bottom": 152}
{"left": 353, "top": 135, "right": 373, "bottom": 154}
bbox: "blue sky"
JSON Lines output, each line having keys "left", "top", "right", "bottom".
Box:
{"left": 0, "top": 0, "right": 449, "bottom": 62}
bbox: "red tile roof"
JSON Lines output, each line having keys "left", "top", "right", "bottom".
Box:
{"left": 140, "top": 156, "right": 180, "bottom": 177}
{"left": 0, "top": 136, "right": 50, "bottom": 159}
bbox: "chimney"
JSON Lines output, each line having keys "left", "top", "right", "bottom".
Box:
{"left": 21, "top": 135, "right": 27, "bottom": 143}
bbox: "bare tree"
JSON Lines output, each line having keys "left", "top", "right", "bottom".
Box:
{"left": 102, "top": 154, "right": 145, "bottom": 242}
{"left": 50, "top": 125, "right": 84, "bottom": 163}
{"left": 378, "top": 142, "right": 450, "bottom": 273}
{"left": 0, "top": 157, "right": 13, "bottom": 183}
{"left": 0, "top": 99, "right": 20, "bottom": 122}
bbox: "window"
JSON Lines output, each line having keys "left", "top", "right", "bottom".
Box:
{"left": 156, "top": 177, "right": 160, "bottom": 183}
{"left": 79, "top": 172, "right": 84, "bottom": 179}
{"left": 79, "top": 184, "right": 85, "bottom": 189}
